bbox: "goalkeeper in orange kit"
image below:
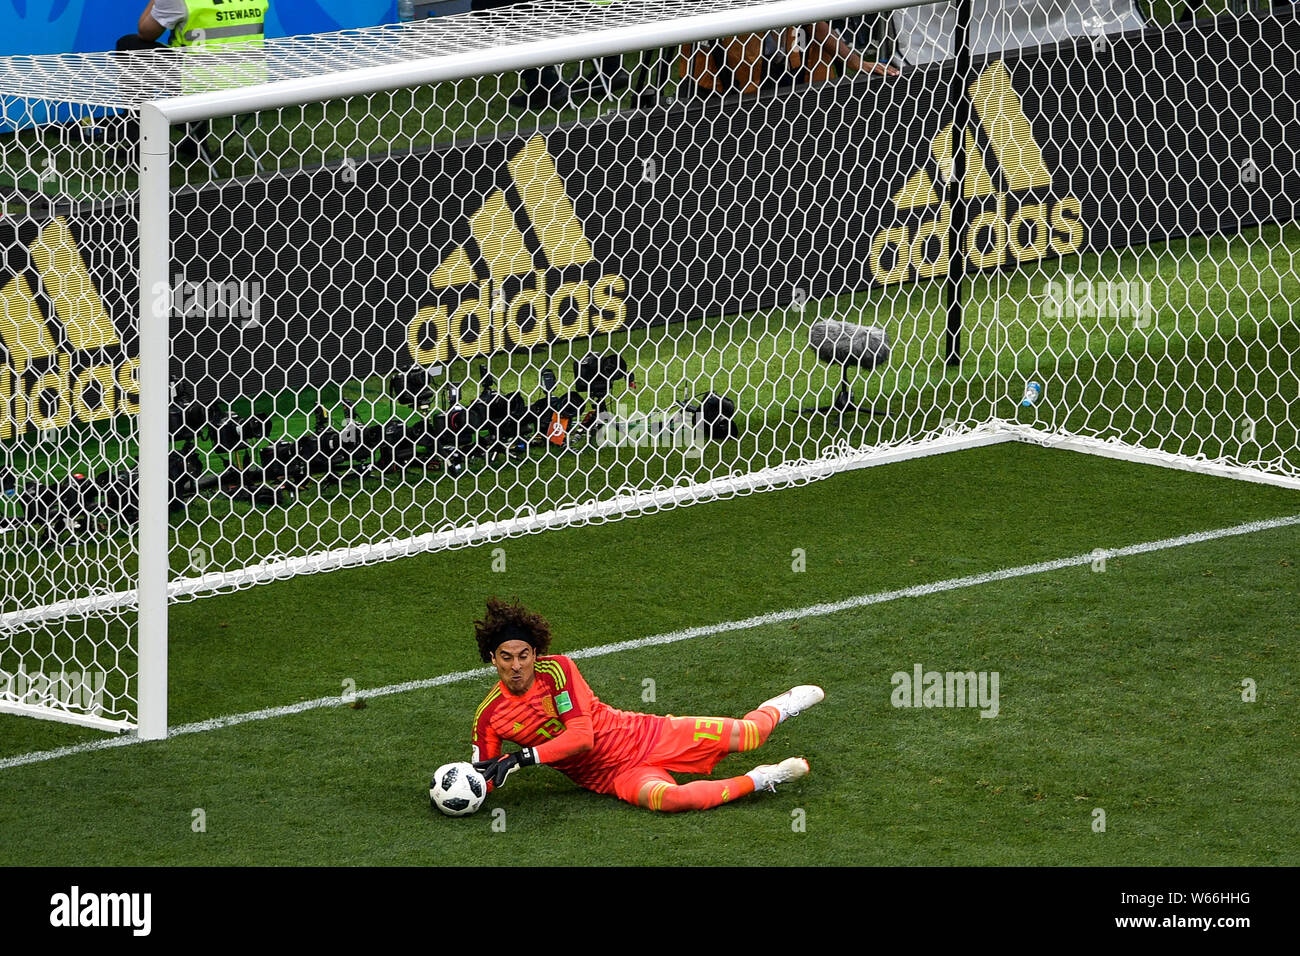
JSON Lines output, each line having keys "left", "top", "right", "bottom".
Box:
{"left": 469, "top": 597, "right": 823, "bottom": 812}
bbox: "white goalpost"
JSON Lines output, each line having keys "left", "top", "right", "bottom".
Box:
{"left": 0, "top": 0, "right": 1296, "bottom": 737}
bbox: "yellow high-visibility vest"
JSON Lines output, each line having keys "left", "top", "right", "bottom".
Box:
{"left": 170, "top": 0, "right": 269, "bottom": 50}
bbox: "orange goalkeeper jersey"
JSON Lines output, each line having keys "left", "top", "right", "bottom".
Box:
{"left": 471, "top": 655, "right": 666, "bottom": 794}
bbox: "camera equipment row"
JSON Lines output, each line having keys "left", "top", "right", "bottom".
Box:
{"left": 3, "top": 351, "right": 737, "bottom": 546}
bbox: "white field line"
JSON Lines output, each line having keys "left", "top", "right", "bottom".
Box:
{"left": 2, "top": 511, "right": 1297, "bottom": 771}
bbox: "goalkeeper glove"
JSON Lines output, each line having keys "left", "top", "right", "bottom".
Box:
{"left": 473, "top": 748, "right": 538, "bottom": 789}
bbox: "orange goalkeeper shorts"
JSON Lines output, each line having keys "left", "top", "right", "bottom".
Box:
{"left": 610, "top": 715, "right": 739, "bottom": 803}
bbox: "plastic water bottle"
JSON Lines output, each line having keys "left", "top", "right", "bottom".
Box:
{"left": 398, "top": 0, "right": 415, "bottom": 22}
{"left": 1020, "top": 382, "right": 1042, "bottom": 407}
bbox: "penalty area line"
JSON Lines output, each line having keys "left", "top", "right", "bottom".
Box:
{"left": 2, "top": 511, "right": 1297, "bottom": 771}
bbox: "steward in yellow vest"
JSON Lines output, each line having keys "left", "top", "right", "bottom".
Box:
{"left": 168, "top": 0, "right": 269, "bottom": 51}
{"left": 121, "top": 1, "right": 268, "bottom": 52}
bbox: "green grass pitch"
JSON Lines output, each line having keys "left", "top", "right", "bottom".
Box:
{"left": 1, "top": 442, "right": 1296, "bottom": 866}
{"left": 1, "top": 24, "right": 1297, "bottom": 864}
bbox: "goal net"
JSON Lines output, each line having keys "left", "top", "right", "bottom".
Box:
{"left": 1, "top": 0, "right": 1297, "bottom": 734}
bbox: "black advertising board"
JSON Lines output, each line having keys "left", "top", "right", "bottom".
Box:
{"left": 2, "top": 12, "right": 1296, "bottom": 438}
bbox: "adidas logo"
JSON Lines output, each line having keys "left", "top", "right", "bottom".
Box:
{"left": 1, "top": 217, "right": 137, "bottom": 440}
{"left": 1, "top": 218, "right": 119, "bottom": 362}
{"left": 870, "top": 61, "right": 1084, "bottom": 285}
{"left": 431, "top": 134, "right": 593, "bottom": 289}
{"left": 891, "top": 60, "right": 1053, "bottom": 209}
{"left": 407, "top": 135, "right": 628, "bottom": 366}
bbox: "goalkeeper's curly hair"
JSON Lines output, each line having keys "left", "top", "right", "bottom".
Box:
{"left": 475, "top": 596, "right": 553, "bottom": 663}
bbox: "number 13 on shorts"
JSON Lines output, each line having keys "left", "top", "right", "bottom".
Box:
{"left": 693, "top": 718, "right": 724, "bottom": 742}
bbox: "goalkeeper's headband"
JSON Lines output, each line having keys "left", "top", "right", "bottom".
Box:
{"left": 488, "top": 623, "right": 537, "bottom": 656}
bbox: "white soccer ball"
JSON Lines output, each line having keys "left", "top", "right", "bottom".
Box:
{"left": 429, "top": 762, "right": 487, "bottom": 817}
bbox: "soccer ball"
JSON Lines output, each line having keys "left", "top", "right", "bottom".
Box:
{"left": 429, "top": 762, "right": 486, "bottom": 817}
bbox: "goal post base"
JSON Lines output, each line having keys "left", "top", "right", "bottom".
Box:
{"left": 0, "top": 701, "right": 134, "bottom": 734}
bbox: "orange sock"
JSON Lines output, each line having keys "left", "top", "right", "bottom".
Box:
{"left": 650, "top": 775, "right": 757, "bottom": 812}
{"left": 730, "top": 706, "right": 778, "bottom": 752}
